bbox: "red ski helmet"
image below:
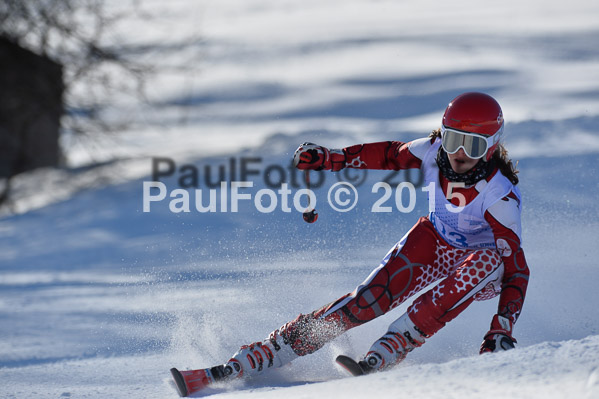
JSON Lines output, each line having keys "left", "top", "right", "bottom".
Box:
{"left": 441, "top": 92, "right": 504, "bottom": 161}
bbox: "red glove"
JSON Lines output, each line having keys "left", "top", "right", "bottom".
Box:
{"left": 293, "top": 142, "right": 331, "bottom": 170}
{"left": 480, "top": 314, "right": 517, "bottom": 354}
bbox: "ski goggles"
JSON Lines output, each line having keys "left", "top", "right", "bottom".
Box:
{"left": 441, "top": 125, "right": 502, "bottom": 159}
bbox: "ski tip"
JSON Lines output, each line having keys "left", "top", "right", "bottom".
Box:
{"left": 335, "top": 355, "right": 366, "bottom": 377}
{"left": 170, "top": 368, "right": 189, "bottom": 397}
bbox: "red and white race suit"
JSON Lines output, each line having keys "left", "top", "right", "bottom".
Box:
{"left": 230, "top": 137, "right": 530, "bottom": 375}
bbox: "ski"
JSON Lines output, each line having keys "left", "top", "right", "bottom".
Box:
{"left": 170, "top": 364, "right": 233, "bottom": 397}
{"left": 335, "top": 355, "right": 369, "bottom": 376}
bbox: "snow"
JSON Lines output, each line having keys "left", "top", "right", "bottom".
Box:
{"left": 1, "top": 0, "right": 599, "bottom": 398}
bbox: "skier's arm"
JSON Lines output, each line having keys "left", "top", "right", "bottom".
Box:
{"left": 335, "top": 139, "right": 427, "bottom": 170}
{"left": 480, "top": 194, "right": 530, "bottom": 353}
{"left": 293, "top": 138, "right": 431, "bottom": 171}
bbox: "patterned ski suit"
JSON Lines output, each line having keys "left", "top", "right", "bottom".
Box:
{"left": 232, "top": 136, "right": 530, "bottom": 374}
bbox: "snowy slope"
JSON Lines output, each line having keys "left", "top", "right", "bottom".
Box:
{"left": 1, "top": 0, "right": 599, "bottom": 398}
{"left": 2, "top": 336, "right": 598, "bottom": 398}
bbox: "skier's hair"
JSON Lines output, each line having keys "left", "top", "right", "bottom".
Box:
{"left": 429, "top": 128, "right": 519, "bottom": 185}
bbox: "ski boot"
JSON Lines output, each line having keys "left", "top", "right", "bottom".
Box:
{"left": 363, "top": 313, "right": 427, "bottom": 371}
{"left": 337, "top": 313, "right": 427, "bottom": 376}
{"left": 171, "top": 328, "right": 298, "bottom": 396}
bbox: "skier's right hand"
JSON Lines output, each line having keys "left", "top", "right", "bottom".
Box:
{"left": 293, "top": 142, "right": 331, "bottom": 170}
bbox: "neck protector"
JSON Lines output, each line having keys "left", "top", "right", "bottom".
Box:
{"left": 436, "top": 148, "right": 495, "bottom": 186}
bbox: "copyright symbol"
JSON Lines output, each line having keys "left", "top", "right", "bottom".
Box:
{"left": 327, "top": 182, "right": 358, "bottom": 212}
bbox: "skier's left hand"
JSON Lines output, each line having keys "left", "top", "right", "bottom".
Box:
{"left": 480, "top": 314, "right": 517, "bottom": 354}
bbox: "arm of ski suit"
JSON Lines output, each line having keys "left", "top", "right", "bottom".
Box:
{"left": 294, "top": 139, "right": 430, "bottom": 172}
{"left": 481, "top": 195, "right": 530, "bottom": 353}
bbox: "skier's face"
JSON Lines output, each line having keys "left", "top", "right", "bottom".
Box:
{"left": 447, "top": 148, "right": 479, "bottom": 174}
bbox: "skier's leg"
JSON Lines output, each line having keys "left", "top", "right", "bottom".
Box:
{"left": 407, "top": 248, "right": 503, "bottom": 336}
{"left": 227, "top": 218, "right": 447, "bottom": 379}
{"left": 319, "top": 217, "right": 449, "bottom": 328}
{"left": 362, "top": 248, "right": 504, "bottom": 372}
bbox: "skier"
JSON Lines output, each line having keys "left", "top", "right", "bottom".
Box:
{"left": 171, "top": 92, "right": 530, "bottom": 395}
